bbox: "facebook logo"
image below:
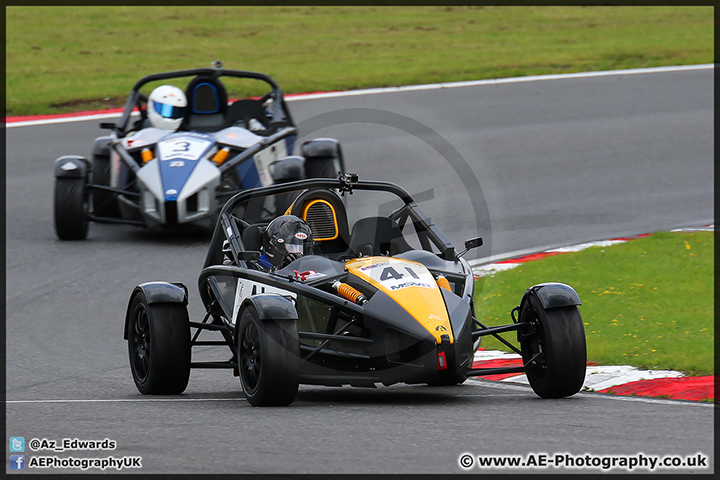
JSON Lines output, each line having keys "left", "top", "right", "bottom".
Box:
{"left": 9, "top": 437, "right": 25, "bottom": 452}
{"left": 9, "top": 455, "right": 25, "bottom": 470}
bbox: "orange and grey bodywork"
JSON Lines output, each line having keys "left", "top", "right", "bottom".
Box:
{"left": 345, "top": 257, "right": 454, "bottom": 344}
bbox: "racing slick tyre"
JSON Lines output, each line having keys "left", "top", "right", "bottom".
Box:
{"left": 302, "top": 139, "right": 346, "bottom": 179}
{"left": 54, "top": 177, "right": 89, "bottom": 240}
{"left": 127, "top": 293, "right": 191, "bottom": 395}
{"left": 519, "top": 296, "right": 586, "bottom": 398}
{"left": 91, "top": 154, "right": 120, "bottom": 217}
{"left": 237, "top": 306, "right": 300, "bottom": 406}
{"left": 426, "top": 372, "right": 468, "bottom": 387}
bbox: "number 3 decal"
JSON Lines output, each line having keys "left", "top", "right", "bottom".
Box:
{"left": 173, "top": 141, "right": 190, "bottom": 152}
{"left": 158, "top": 135, "right": 212, "bottom": 161}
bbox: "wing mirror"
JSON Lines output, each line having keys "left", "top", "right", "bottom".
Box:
{"left": 222, "top": 240, "right": 261, "bottom": 262}
{"left": 457, "top": 236, "right": 483, "bottom": 258}
{"left": 237, "top": 251, "right": 261, "bottom": 261}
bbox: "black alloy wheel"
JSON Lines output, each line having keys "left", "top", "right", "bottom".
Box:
{"left": 236, "top": 306, "right": 300, "bottom": 406}
{"left": 519, "top": 295, "right": 586, "bottom": 399}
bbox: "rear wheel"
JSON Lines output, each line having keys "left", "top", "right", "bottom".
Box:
{"left": 127, "top": 293, "right": 191, "bottom": 394}
{"left": 237, "top": 306, "right": 300, "bottom": 406}
{"left": 302, "top": 139, "right": 346, "bottom": 179}
{"left": 54, "top": 177, "right": 89, "bottom": 240}
{"left": 92, "top": 154, "right": 120, "bottom": 217}
{"left": 519, "top": 296, "right": 586, "bottom": 398}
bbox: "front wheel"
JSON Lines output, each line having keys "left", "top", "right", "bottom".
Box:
{"left": 54, "top": 177, "right": 89, "bottom": 240}
{"left": 519, "top": 296, "right": 586, "bottom": 398}
{"left": 237, "top": 306, "right": 300, "bottom": 406}
{"left": 426, "top": 372, "right": 468, "bottom": 387}
{"left": 92, "top": 154, "right": 120, "bottom": 217}
{"left": 127, "top": 293, "right": 191, "bottom": 394}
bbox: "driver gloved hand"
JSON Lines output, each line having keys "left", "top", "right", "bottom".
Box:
{"left": 280, "top": 252, "right": 302, "bottom": 268}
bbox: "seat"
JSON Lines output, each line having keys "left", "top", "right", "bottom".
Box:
{"left": 183, "top": 76, "right": 228, "bottom": 132}
{"left": 348, "top": 216, "right": 412, "bottom": 257}
{"left": 225, "top": 99, "right": 269, "bottom": 132}
{"left": 286, "top": 189, "right": 349, "bottom": 258}
{"left": 242, "top": 224, "right": 265, "bottom": 251}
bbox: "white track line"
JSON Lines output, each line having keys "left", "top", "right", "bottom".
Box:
{"left": 286, "top": 64, "right": 713, "bottom": 102}
{"left": 8, "top": 390, "right": 711, "bottom": 407}
{"left": 6, "top": 64, "right": 713, "bottom": 128}
{"left": 583, "top": 393, "right": 714, "bottom": 407}
{"left": 6, "top": 398, "right": 239, "bottom": 404}
{"left": 670, "top": 225, "right": 715, "bottom": 232}
{"left": 7, "top": 112, "right": 132, "bottom": 128}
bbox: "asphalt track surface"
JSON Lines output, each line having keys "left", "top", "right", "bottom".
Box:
{"left": 5, "top": 67, "right": 714, "bottom": 474}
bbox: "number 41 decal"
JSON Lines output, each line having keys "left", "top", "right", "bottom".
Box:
{"left": 380, "top": 266, "right": 420, "bottom": 281}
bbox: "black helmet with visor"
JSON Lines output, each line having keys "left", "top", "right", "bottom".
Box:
{"left": 263, "top": 215, "right": 314, "bottom": 267}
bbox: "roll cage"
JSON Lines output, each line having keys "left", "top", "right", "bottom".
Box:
{"left": 104, "top": 66, "right": 294, "bottom": 136}
{"left": 204, "top": 174, "right": 459, "bottom": 271}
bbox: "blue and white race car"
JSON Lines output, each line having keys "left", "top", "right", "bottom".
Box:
{"left": 53, "top": 62, "right": 344, "bottom": 239}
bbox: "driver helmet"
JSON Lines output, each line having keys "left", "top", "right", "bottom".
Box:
{"left": 147, "top": 85, "right": 187, "bottom": 132}
{"left": 263, "top": 215, "right": 314, "bottom": 267}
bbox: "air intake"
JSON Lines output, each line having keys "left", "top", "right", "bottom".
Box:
{"left": 303, "top": 200, "right": 338, "bottom": 241}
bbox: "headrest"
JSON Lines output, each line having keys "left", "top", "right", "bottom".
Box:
{"left": 186, "top": 76, "right": 227, "bottom": 114}
{"left": 242, "top": 224, "right": 265, "bottom": 251}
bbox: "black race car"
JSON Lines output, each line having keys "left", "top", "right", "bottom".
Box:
{"left": 124, "top": 174, "right": 586, "bottom": 406}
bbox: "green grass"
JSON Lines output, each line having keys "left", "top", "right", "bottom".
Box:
{"left": 474, "top": 232, "right": 714, "bottom": 376}
{"left": 6, "top": 6, "right": 714, "bottom": 116}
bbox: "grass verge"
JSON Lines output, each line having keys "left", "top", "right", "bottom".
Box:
{"left": 6, "top": 6, "right": 713, "bottom": 116}
{"left": 473, "top": 231, "right": 714, "bottom": 376}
